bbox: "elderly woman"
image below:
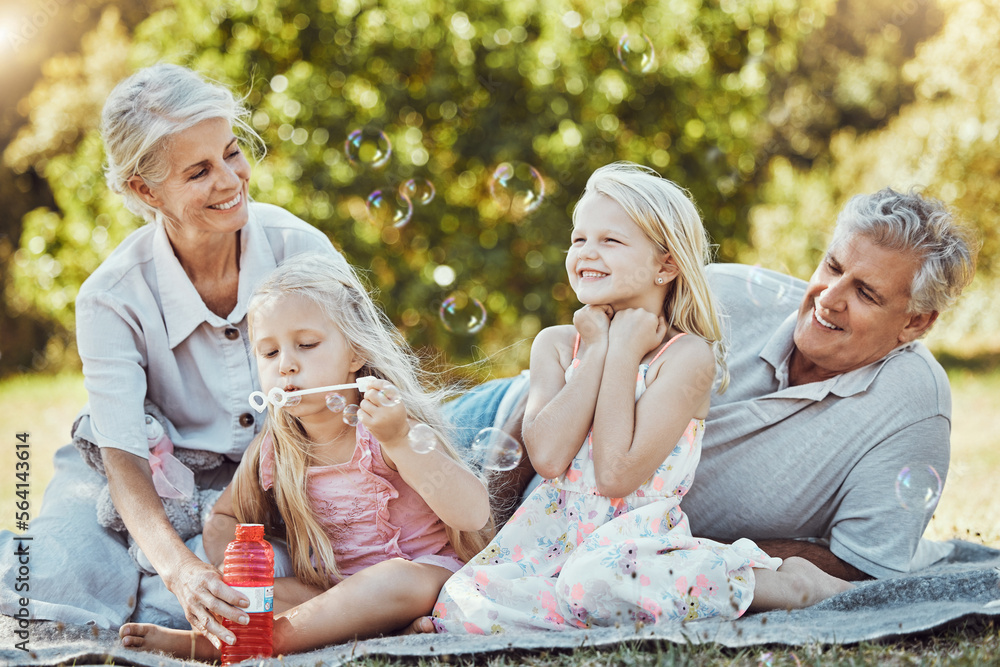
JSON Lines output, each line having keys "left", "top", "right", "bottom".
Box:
{"left": 0, "top": 64, "right": 345, "bottom": 641}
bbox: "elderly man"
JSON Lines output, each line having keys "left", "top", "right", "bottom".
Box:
{"left": 680, "top": 187, "right": 977, "bottom": 580}
{"left": 452, "top": 186, "right": 977, "bottom": 581}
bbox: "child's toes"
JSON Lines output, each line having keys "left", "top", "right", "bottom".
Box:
{"left": 401, "top": 616, "right": 437, "bottom": 635}
{"left": 119, "top": 623, "right": 147, "bottom": 646}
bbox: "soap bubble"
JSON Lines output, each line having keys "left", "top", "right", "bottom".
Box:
{"left": 470, "top": 427, "right": 523, "bottom": 471}
{"left": 895, "top": 465, "right": 942, "bottom": 512}
{"left": 343, "top": 404, "right": 360, "bottom": 426}
{"left": 439, "top": 292, "right": 487, "bottom": 335}
{"left": 345, "top": 128, "right": 392, "bottom": 169}
{"left": 746, "top": 265, "right": 798, "bottom": 308}
{"left": 408, "top": 423, "right": 438, "bottom": 454}
{"left": 377, "top": 385, "right": 402, "bottom": 407}
{"left": 489, "top": 162, "right": 545, "bottom": 219}
{"left": 325, "top": 393, "right": 347, "bottom": 413}
{"left": 283, "top": 394, "right": 302, "bottom": 407}
{"left": 367, "top": 189, "right": 413, "bottom": 228}
{"left": 616, "top": 32, "right": 656, "bottom": 74}
{"left": 401, "top": 178, "right": 435, "bottom": 205}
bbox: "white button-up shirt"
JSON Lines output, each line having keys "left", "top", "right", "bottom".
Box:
{"left": 75, "top": 202, "right": 345, "bottom": 460}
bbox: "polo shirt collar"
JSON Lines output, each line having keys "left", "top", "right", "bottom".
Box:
{"left": 760, "top": 312, "right": 914, "bottom": 400}
{"left": 155, "top": 207, "right": 278, "bottom": 349}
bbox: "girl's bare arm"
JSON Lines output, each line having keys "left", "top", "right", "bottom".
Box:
{"left": 384, "top": 439, "right": 491, "bottom": 532}
{"left": 591, "top": 321, "right": 715, "bottom": 498}
{"left": 359, "top": 383, "right": 490, "bottom": 532}
{"left": 522, "top": 322, "right": 606, "bottom": 479}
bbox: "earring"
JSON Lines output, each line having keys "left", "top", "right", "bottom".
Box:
{"left": 656, "top": 278, "right": 664, "bottom": 284}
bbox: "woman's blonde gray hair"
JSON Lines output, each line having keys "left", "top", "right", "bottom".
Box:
{"left": 832, "top": 188, "right": 978, "bottom": 316}
{"left": 100, "top": 63, "right": 264, "bottom": 224}
{"left": 230, "top": 253, "right": 494, "bottom": 588}
{"left": 573, "top": 161, "right": 729, "bottom": 391}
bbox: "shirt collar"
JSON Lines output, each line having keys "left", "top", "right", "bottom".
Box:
{"left": 154, "top": 224, "right": 218, "bottom": 349}
{"left": 156, "top": 207, "right": 279, "bottom": 349}
{"left": 232, "top": 207, "right": 280, "bottom": 324}
{"left": 761, "top": 312, "right": 915, "bottom": 400}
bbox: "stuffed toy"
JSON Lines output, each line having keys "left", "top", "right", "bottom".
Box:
{"left": 73, "top": 401, "right": 227, "bottom": 574}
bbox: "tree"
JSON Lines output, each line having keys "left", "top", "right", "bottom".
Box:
{"left": 746, "top": 0, "right": 999, "bottom": 354}
{"left": 7, "top": 0, "right": 975, "bottom": 378}
{"left": 6, "top": 0, "right": 832, "bottom": 378}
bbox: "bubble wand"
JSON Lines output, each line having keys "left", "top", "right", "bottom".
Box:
{"left": 248, "top": 376, "right": 380, "bottom": 413}
{"left": 247, "top": 377, "right": 435, "bottom": 452}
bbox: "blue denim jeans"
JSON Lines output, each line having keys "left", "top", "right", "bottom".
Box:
{"left": 443, "top": 375, "right": 526, "bottom": 452}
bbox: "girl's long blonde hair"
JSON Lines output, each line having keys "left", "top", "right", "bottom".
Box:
{"left": 574, "top": 162, "right": 729, "bottom": 391}
{"left": 231, "top": 254, "right": 494, "bottom": 588}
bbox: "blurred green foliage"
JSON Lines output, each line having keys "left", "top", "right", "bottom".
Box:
{"left": 3, "top": 0, "right": 996, "bottom": 380}
{"left": 747, "top": 0, "right": 1000, "bottom": 354}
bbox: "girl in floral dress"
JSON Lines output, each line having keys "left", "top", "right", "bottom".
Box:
{"left": 430, "top": 162, "right": 852, "bottom": 633}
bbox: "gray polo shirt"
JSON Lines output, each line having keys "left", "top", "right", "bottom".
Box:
{"left": 681, "top": 263, "right": 952, "bottom": 578}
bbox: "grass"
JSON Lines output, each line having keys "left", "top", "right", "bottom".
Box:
{"left": 355, "top": 619, "right": 1000, "bottom": 665}
{"left": 0, "top": 371, "right": 88, "bottom": 535}
{"left": 924, "top": 356, "right": 1000, "bottom": 546}
{"left": 2, "top": 365, "right": 998, "bottom": 665}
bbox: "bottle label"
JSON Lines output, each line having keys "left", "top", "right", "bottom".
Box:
{"left": 230, "top": 585, "right": 274, "bottom": 613}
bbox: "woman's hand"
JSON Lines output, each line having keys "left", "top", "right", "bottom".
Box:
{"left": 101, "top": 447, "right": 249, "bottom": 649}
{"left": 165, "top": 556, "right": 250, "bottom": 649}
{"left": 357, "top": 378, "right": 410, "bottom": 446}
{"left": 608, "top": 308, "right": 667, "bottom": 360}
{"left": 572, "top": 304, "right": 614, "bottom": 348}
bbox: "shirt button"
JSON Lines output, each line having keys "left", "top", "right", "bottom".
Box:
{"left": 224, "top": 327, "right": 240, "bottom": 340}
{"left": 239, "top": 413, "right": 255, "bottom": 428}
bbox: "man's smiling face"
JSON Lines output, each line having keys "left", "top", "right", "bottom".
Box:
{"left": 789, "top": 233, "right": 936, "bottom": 385}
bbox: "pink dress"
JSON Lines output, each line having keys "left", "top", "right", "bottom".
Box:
{"left": 260, "top": 422, "right": 463, "bottom": 581}
{"left": 431, "top": 334, "right": 781, "bottom": 633}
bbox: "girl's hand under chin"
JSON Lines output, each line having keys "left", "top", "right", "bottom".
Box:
{"left": 609, "top": 308, "right": 668, "bottom": 358}
{"left": 357, "top": 378, "right": 411, "bottom": 445}
{"left": 572, "top": 304, "right": 614, "bottom": 346}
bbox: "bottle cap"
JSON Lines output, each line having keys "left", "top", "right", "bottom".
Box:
{"left": 235, "top": 523, "right": 265, "bottom": 540}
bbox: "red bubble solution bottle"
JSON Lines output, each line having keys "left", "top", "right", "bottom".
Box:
{"left": 221, "top": 524, "right": 274, "bottom": 665}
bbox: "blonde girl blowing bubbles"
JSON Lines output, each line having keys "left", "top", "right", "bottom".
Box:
{"left": 429, "top": 162, "right": 852, "bottom": 633}
{"left": 120, "top": 254, "right": 493, "bottom": 657}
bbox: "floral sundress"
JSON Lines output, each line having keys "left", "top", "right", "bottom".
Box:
{"left": 432, "top": 333, "right": 781, "bottom": 633}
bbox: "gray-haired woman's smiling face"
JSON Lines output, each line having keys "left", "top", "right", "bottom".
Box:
{"left": 130, "top": 117, "right": 251, "bottom": 239}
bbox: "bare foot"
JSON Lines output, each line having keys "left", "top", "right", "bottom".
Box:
{"left": 779, "top": 556, "right": 856, "bottom": 606}
{"left": 750, "top": 556, "right": 855, "bottom": 612}
{"left": 119, "top": 623, "right": 218, "bottom": 660}
{"left": 400, "top": 616, "right": 437, "bottom": 635}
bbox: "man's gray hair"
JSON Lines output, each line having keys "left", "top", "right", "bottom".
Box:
{"left": 831, "top": 188, "right": 977, "bottom": 314}
{"left": 101, "top": 64, "right": 263, "bottom": 224}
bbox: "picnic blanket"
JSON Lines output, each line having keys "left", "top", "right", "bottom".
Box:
{"left": 3, "top": 539, "right": 999, "bottom": 666}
